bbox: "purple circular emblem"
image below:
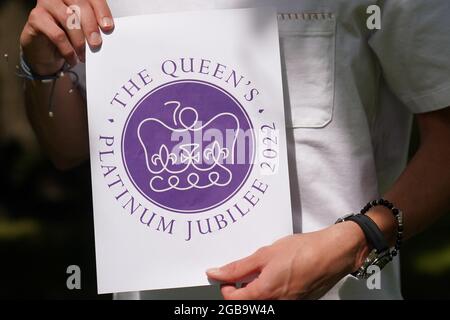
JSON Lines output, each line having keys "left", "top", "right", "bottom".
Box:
{"left": 122, "top": 80, "right": 254, "bottom": 213}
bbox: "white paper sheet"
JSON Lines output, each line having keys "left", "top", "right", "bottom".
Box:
{"left": 86, "top": 7, "right": 292, "bottom": 294}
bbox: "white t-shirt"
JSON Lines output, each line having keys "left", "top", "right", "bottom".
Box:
{"left": 74, "top": 0, "right": 450, "bottom": 300}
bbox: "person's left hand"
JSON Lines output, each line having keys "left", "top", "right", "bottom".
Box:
{"left": 206, "top": 222, "right": 369, "bottom": 300}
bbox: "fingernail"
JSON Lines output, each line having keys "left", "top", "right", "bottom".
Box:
{"left": 102, "top": 17, "right": 114, "bottom": 29}
{"left": 89, "top": 32, "right": 102, "bottom": 46}
{"left": 206, "top": 268, "right": 221, "bottom": 275}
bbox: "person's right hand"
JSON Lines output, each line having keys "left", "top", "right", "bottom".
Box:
{"left": 20, "top": 0, "right": 114, "bottom": 76}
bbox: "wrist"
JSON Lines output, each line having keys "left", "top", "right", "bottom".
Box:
{"left": 27, "top": 60, "right": 66, "bottom": 77}
{"left": 327, "top": 222, "right": 371, "bottom": 274}
{"left": 332, "top": 199, "right": 403, "bottom": 279}
{"left": 22, "top": 50, "right": 66, "bottom": 77}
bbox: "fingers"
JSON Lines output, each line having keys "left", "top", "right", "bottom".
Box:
{"left": 27, "top": 7, "right": 77, "bottom": 67}
{"left": 74, "top": 0, "right": 102, "bottom": 48}
{"left": 206, "top": 248, "right": 267, "bottom": 282}
{"left": 40, "top": 1, "right": 86, "bottom": 62}
{"left": 89, "top": 0, "right": 114, "bottom": 31}
{"left": 21, "top": 0, "right": 114, "bottom": 74}
{"left": 221, "top": 284, "right": 240, "bottom": 299}
{"left": 220, "top": 280, "right": 265, "bottom": 300}
{"left": 51, "top": 0, "right": 102, "bottom": 49}
{"left": 38, "top": 0, "right": 114, "bottom": 54}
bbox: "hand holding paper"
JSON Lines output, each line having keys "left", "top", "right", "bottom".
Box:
{"left": 207, "top": 222, "right": 367, "bottom": 300}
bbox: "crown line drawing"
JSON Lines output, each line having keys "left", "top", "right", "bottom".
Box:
{"left": 137, "top": 101, "right": 241, "bottom": 193}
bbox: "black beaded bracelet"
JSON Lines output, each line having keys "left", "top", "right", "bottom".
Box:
{"left": 360, "top": 198, "right": 403, "bottom": 259}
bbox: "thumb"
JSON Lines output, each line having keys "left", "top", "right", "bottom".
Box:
{"left": 206, "top": 250, "right": 265, "bottom": 283}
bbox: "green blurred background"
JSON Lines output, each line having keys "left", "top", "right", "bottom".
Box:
{"left": 0, "top": 0, "right": 449, "bottom": 300}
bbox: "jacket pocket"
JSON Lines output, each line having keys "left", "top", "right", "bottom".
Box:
{"left": 278, "top": 13, "right": 336, "bottom": 128}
